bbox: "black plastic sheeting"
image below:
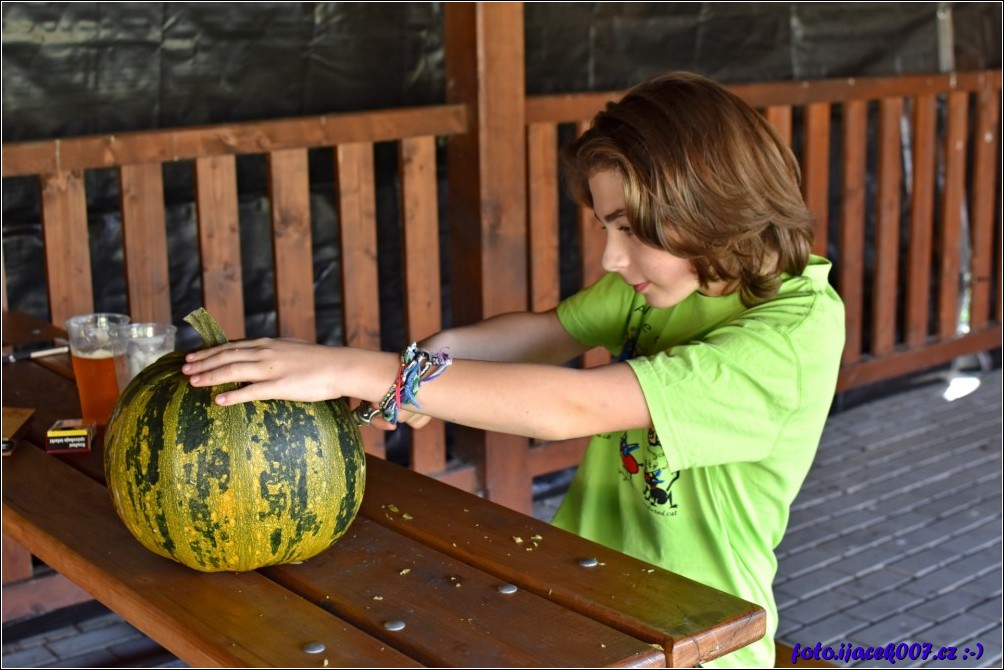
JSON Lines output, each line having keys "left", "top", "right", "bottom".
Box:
{"left": 2, "top": 2, "right": 1001, "bottom": 350}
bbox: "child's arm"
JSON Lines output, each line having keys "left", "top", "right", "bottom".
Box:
{"left": 419, "top": 310, "right": 588, "bottom": 365}
{"left": 182, "top": 312, "right": 648, "bottom": 441}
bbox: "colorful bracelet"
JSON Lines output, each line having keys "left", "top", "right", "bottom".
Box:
{"left": 353, "top": 343, "right": 452, "bottom": 427}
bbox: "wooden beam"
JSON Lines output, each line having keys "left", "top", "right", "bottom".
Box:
{"left": 445, "top": 2, "right": 530, "bottom": 512}
{"left": 524, "top": 71, "right": 1002, "bottom": 124}
{"left": 3, "top": 105, "right": 468, "bottom": 177}
{"left": 836, "top": 325, "right": 1002, "bottom": 392}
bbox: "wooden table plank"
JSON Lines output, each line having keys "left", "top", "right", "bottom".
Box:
{"left": 266, "top": 516, "right": 665, "bottom": 668}
{"left": 360, "top": 457, "right": 765, "bottom": 667}
{"left": 2, "top": 444, "right": 421, "bottom": 668}
{"left": 2, "top": 357, "right": 80, "bottom": 442}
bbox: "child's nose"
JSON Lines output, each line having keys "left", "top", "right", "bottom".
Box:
{"left": 602, "top": 238, "right": 626, "bottom": 273}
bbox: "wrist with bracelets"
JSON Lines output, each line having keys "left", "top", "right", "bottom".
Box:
{"left": 354, "top": 343, "right": 452, "bottom": 427}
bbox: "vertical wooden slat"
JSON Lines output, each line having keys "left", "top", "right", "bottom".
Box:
{"left": 839, "top": 100, "right": 867, "bottom": 364}
{"left": 998, "top": 256, "right": 1003, "bottom": 326}
{"left": 871, "top": 97, "right": 903, "bottom": 356}
{"left": 120, "top": 163, "right": 172, "bottom": 324}
{"left": 336, "top": 142, "right": 381, "bottom": 350}
{"left": 41, "top": 170, "right": 93, "bottom": 326}
{"left": 906, "top": 94, "right": 937, "bottom": 347}
{"left": 195, "top": 156, "right": 244, "bottom": 339}
{"left": 400, "top": 135, "right": 446, "bottom": 474}
{"left": 1, "top": 246, "right": 8, "bottom": 312}
{"left": 400, "top": 136, "right": 442, "bottom": 343}
{"left": 575, "top": 120, "right": 605, "bottom": 291}
{"left": 268, "top": 148, "right": 316, "bottom": 341}
{"left": 937, "top": 91, "right": 969, "bottom": 339}
{"left": 2, "top": 535, "right": 33, "bottom": 584}
{"left": 575, "top": 120, "right": 613, "bottom": 370}
{"left": 765, "top": 105, "right": 793, "bottom": 146}
{"left": 802, "top": 103, "right": 832, "bottom": 257}
{"left": 527, "top": 122, "right": 560, "bottom": 312}
{"left": 336, "top": 142, "right": 384, "bottom": 458}
{"left": 969, "top": 86, "right": 1001, "bottom": 330}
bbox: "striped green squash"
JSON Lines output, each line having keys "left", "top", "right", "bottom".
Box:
{"left": 104, "top": 308, "right": 365, "bottom": 572}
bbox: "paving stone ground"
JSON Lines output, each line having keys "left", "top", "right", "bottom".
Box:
{"left": 771, "top": 365, "right": 1002, "bottom": 668}
{"left": 3, "top": 366, "right": 1001, "bottom": 668}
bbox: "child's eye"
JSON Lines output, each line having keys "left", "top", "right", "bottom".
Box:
{"left": 598, "top": 223, "right": 634, "bottom": 238}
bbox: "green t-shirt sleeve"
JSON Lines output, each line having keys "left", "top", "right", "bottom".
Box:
{"left": 556, "top": 272, "right": 635, "bottom": 354}
{"left": 626, "top": 272, "right": 845, "bottom": 472}
{"left": 562, "top": 261, "right": 844, "bottom": 473}
{"left": 627, "top": 319, "right": 803, "bottom": 470}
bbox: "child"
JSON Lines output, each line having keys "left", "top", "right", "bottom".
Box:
{"left": 183, "top": 71, "right": 845, "bottom": 668}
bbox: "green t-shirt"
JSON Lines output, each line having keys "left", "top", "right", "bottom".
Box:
{"left": 553, "top": 255, "right": 845, "bottom": 668}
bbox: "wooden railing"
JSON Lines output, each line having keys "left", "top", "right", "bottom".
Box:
{"left": 1, "top": 104, "right": 477, "bottom": 491}
{"left": 519, "top": 70, "right": 1002, "bottom": 484}
{"left": 525, "top": 71, "right": 1002, "bottom": 390}
{"left": 2, "top": 71, "right": 1001, "bottom": 512}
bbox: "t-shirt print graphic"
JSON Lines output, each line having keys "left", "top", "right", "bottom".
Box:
{"left": 618, "top": 428, "right": 681, "bottom": 515}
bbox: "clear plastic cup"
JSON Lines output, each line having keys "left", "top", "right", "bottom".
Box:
{"left": 115, "top": 322, "right": 177, "bottom": 389}
{"left": 65, "top": 313, "right": 130, "bottom": 426}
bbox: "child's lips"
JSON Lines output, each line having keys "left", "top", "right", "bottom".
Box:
{"left": 632, "top": 281, "right": 650, "bottom": 293}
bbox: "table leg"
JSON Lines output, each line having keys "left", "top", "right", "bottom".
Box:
{"left": 3, "top": 532, "right": 93, "bottom": 622}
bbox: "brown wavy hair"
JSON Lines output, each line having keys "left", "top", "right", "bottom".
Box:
{"left": 561, "top": 72, "right": 814, "bottom": 306}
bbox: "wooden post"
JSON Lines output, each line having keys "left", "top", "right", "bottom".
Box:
{"left": 444, "top": 2, "right": 531, "bottom": 512}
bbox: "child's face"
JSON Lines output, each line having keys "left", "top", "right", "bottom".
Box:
{"left": 590, "top": 169, "right": 701, "bottom": 309}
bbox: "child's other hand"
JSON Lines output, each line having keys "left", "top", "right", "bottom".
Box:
{"left": 358, "top": 406, "right": 433, "bottom": 431}
{"left": 397, "top": 409, "right": 433, "bottom": 430}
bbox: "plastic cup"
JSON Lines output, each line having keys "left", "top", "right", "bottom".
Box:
{"left": 115, "top": 322, "right": 177, "bottom": 389}
{"left": 65, "top": 313, "right": 130, "bottom": 426}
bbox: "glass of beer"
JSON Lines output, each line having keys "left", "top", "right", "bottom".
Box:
{"left": 65, "top": 313, "right": 130, "bottom": 426}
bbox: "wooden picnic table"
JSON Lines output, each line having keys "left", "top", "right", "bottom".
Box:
{"left": 2, "top": 310, "right": 765, "bottom": 667}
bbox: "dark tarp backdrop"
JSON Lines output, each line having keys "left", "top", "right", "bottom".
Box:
{"left": 2, "top": 2, "right": 1000, "bottom": 349}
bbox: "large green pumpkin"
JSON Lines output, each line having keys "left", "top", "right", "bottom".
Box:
{"left": 104, "top": 308, "right": 365, "bottom": 572}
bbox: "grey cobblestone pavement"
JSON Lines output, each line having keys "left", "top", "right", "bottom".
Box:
{"left": 772, "top": 365, "right": 1002, "bottom": 668}
{"left": 3, "top": 366, "right": 1001, "bottom": 668}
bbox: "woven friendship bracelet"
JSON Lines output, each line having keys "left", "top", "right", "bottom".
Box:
{"left": 353, "top": 343, "right": 452, "bottom": 427}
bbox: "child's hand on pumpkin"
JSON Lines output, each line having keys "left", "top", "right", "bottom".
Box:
{"left": 183, "top": 339, "right": 434, "bottom": 423}
{"left": 181, "top": 338, "right": 395, "bottom": 406}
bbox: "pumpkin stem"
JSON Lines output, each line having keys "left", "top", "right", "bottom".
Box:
{"left": 184, "top": 308, "right": 230, "bottom": 348}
